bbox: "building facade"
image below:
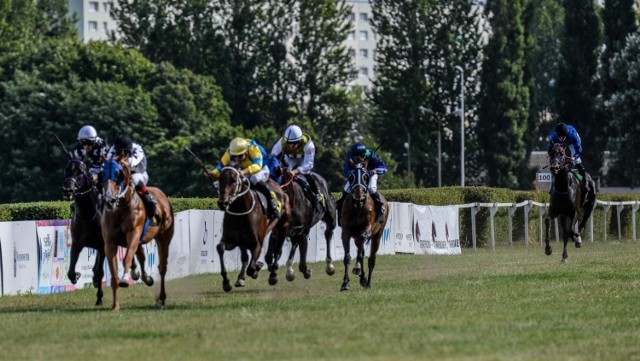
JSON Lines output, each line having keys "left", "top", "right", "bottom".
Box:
{"left": 69, "top": 0, "right": 117, "bottom": 42}
{"left": 345, "top": 0, "right": 376, "bottom": 92}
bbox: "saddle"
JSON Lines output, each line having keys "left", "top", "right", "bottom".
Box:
{"left": 254, "top": 185, "right": 284, "bottom": 217}
{"left": 294, "top": 175, "right": 325, "bottom": 213}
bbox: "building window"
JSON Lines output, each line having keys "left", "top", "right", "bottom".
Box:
{"left": 348, "top": 12, "right": 355, "bottom": 21}
{"left": 103, "top": 22, "right": 109, "bottom": 33}
{"left": 359, "top": 13, "right": 368, "bottom": 22}
{"left": 359, "top": 67, "right": 368, "bottom": 76}
{"left": 359, "top": 49, "right": 368, "bottom": 58}
{"left": 373, "top": 50, "right": 378, "bottom": 60}
{"left": 88, "top": 21, "right": 98, "bottom": 32}
{"left": 349, "top": 49, "right": 355, "bottom": 58}
{"left": 103, "top": 2, "right": 109, "bottom": 12}
{"left": 89, "top": 1, "right": 99, "bottom": 12}
{"left": 363, "top": 85, "right": 369, "bottom": 93}
{"left": 359, "top": 31, "right": 368, "bottom": 40}
{"left": 347, "top": 31, "right": 355, "bottom": 40}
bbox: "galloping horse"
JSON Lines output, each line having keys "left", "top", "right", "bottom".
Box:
{"left": 340, "top": 166, "right": 389, "bottom": 291}
{"left": 101, "top": 157, "right": 174, "bottom": 311}
{"left": 264, "top": 170, "right": 336, "bottom": 284}
{"left": 62, "top": 158, "right": 105, "bottom": 306}
{"left": 545, "top": 143, "right": 597, "bottom": 263}
{"left": 216, "top": 166, "right": 290, "bottom": 291}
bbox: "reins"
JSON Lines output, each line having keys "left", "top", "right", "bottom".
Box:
{"left": 221, "top": 166, "right": 255, "bottom": 216}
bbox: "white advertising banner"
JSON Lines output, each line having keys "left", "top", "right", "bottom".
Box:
{"left": 214, "top": 211, "right": 243, "bottom": 273}
{"left": 379, "top": 203, "right": 395, "bottom": 255}
{"left": 188, "top": 210, "right": 218, "bottom": 275}
{"left": 392, "top": 202, "right": 416, "bottom": 254}
{"left": 0, "top": 221, "right": 39, "bottom": 296}
{"left": 412, "top": 205, "right": 461, "bottom": 255}
{"left": 36, "top": 220, "right": 98, "bottom": 294}
{"left": 166, "top": 210, "right": 190, "bottom": 280}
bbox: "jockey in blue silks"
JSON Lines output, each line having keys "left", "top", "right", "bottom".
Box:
{"left": 547, "top": 122, "right": 590, "bottom": 192}
{"left": 336, "top": 143, "right": 388, "bottom": 223}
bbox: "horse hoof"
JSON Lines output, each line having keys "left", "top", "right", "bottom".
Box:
{"left": 303, "top": 270, "right": 312, "bottom": 279}
{"left": 326, "top": 264, "right": 335, "bottom": 276}
{"left": 223, "top": 283, "right": 232, "bottom": 292}
{"left": 144, "top": 276, "right": 154, "bottom": 287}
{"left": 156, "top": 299, "right": 166, "bottom": 309}
{"left": 255, "top": 261, "right": 264, "bottom": 272}
{"left": 352, "top": 268, "right": 361, "bottom": 276}
{"left": 340, "top": 284, "right": 350, "bottom": 291}
{"left": 118, "top": 280, "right": 130, "bottom": 288}
{"left": 575, "top": 242, "right": 582, "bottom": 248}
{"left": 269, "top": 276, "right": 278, "bottom": 286}
{"left": 95, "top": 300, "right": 102, "bottom": 307}
{"left": 360, "top": 279, "right": 367, "bottom": 287}
{"left": 131, "top": 269, "right": 140, "bottom": 281}
{"left": 235, "top": 279, "right": 245, "bottom": 287}
{"left": 545, "top": 247, "right": 552, "bottom": 256}
{"left": 561, "top": 258, "right": 568, "bottom": 264}
{"left": 286, "top": 273, "right": 295, "bottom": 282}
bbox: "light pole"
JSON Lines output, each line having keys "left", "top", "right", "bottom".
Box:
{"left": 404, "top": 133, "right": 411, "bottom": 174}
{"left": 454, "top": 65, "right": 465, "bottom": 187}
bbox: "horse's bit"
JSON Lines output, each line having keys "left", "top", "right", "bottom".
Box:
{"left": 220, "top": 166, "right": 255, "bottom": 216}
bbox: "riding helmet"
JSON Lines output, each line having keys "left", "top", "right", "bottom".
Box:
{"left": 555, "top": 123, "right": 569, "bottom": 137}
{"left": 77, "top": 125, "right": 98, "bottom": 142}
{"left": 229, "top": 137, "right": 249, "bottom": 156}
{"left": 114, "top": 135, "right": 133, "bottom": 153}
{"left": 350, "top": 143, "right": 367, "bottom": 157}
{"left": 284, "top": 125, "right": 303, "bottom": 143}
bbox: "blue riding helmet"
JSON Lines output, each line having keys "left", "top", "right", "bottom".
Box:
{"left": 350, "top": 143, "right": 371, "bottom": 158}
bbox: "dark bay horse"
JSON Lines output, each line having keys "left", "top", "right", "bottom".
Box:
{"left": 340, "top": 166, "right": 389, "bottom": 291}
{"left": 216, "top": 166, "right": 290, "bottom": 292}
{"left": 101, "top": 157, "right": 174, "bottom": 311}
{"left": 545, "top": 144, "right": 596, "bottom": 263}
{"left": 62, "top": 158, "right": 105, "bottom": 306}
{"left": 264, "top": 171, "right": 336, "bottom": 284}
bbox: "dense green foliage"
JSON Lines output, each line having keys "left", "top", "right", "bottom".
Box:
{"left": 1, "top": 242, "right": 640, "bottom": 360}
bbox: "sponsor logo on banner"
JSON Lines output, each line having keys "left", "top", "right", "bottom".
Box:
{"left": 412, "top": 205, "right": 461, "bottom": 255}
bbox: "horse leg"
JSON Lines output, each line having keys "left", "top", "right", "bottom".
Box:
{"left": 67, "top": 241, "right": 82, "bottom": 284}
{"left": 155, "top": 234, "right": 170, "bottom": 309}
{"left": 130, "top": 257, "right": 140, "bottom": 281}
{"left": 561, "top": 217, "right": 569, "bottom": 263}
{"left": 104, "top": 241, "right": 120, "bottom": 311}
{"left": 323, "top": 209, "right": 336, "bottom": 276}
{"left": 216, "top": 241, "right": 232, "bottom": 292}
{"left": 353, "top": 239, "right": 364, "bottom": 277}
{"left": 265, "top": 233, "right": 283, "bottom": 286}
{"left": 92, "top": 249, "right": 105, "bottom": 307}
{"left": 341, "top": 230, "right": 351, "bottom": 291}
{"left": 571, "top": 212, "right": 582, "bottom": 248}
{"left": 135, "top": 246, "right": 154, "bottom": 286}
{"left": 544, "top": 217, "right": 552, "bottom": 256}
{"left": 236, "top": 248, "right": 249, "bottom": 287}
{"left": 285, "top": 239, "right": 299, "bottom": 282}
{"left": 365, "top": 234, "right": 382, "bottom": 289}
{"left": 298, "top": 234, "right": 312, "bottom": 280}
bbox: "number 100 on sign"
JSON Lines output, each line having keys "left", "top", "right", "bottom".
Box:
{"left": 537, "top": 173, "right": 552, "bottom": 183}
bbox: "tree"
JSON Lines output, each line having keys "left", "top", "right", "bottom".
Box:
{"left": 556, "top": 0, "right": 602, "bottom": 175}
{"left": 605, "top": 33, "right": 640, "bottom": 187}
{"left": 477, "top": 0, "right": 530, "bottom": 188}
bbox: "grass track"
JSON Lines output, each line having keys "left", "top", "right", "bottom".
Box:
{"left": 1, "top": 241, "right": 639, "bottom": 360}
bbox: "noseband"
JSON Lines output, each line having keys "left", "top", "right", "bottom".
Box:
{"left": 348, "top": 167, "right": 370, "bottom": 207}
{"left": 219, "top": 166, "right": 255, "bottom": 215}
{"left": 102, "top": 159, "right": 132, "bottom": 208}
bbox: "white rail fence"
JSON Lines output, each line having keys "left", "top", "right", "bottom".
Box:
{"left": 463, "top": 199, "right": 640, "bottom": 250}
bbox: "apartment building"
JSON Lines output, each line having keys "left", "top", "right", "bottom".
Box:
{"left": 345, "top": 0, "right": 376, "bottom": 92}
{"left": 69, "top": 0, "right": 117, "bottom": 42}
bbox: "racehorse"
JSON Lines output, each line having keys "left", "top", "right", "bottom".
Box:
{"left": 101, "top": 157, "right": 174, "bottom": 311}
{"left": 340, "top": 165, "right": 389, "bottom": 291}
{"left": 264, "top": 170, "right": 336, "bottom": 285}
{"left": 545, "top": 143, "right": 597, "bottom": 263}
{"left": 216, "top": 166, "right": 290, "bottom": 292}
{"left": 62, "top": 158, "right": 105, "bottom": 306}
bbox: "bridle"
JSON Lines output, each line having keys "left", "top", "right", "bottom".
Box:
{"left": 348, "top": 165, "right": 370, "bottom": 207}
{"left": 219, "top": 166, "right": 255, "bottom": 216}
{"left": 62, "top": 160, "right": 94, "bottom": 198}
{"left": 102, "top": 159, "right": 133, "bottom": 209}
{"left": 549, "top": 144, "right": 571, "bottom": 174}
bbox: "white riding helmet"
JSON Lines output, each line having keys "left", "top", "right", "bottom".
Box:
{"left": 77, "top": 125, "right": 98, "bottom": 142}
{"left": 284, "top": 125, "right": 302, "bottom": 143}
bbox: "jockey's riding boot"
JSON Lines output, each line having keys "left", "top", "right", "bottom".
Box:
{"left": 255, "top": 181, "right": 279, "bottom": 219}
{"left": 139, "top": 191, "right": 159, "bottom": 226}
{"left": 576, "top": 163, "right": 590, "bottom": 193}
{"left": 335, "top": 191, "right": 348, "bottom": 226}
{"left": 370, "top": 191, "right": 386, "bottom": 223}
{"left": 306, "top": 174, "right": 324, "bottom": 213}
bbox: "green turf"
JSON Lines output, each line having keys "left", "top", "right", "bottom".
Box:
{"left": 1, "top": 241, "right": 639, "bottom": 360}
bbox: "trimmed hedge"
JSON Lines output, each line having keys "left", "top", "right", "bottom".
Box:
{"left": 2, "top": 187, "right": 639, "bottom": 247}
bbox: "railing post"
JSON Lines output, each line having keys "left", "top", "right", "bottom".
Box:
{"left": 616, "top": 204, "right": 623, "bottom": 241}
{"left": 632, "top": 202, "right": 639, "bottom": 241}
{"left": 603, "top": 204, "right": 610, "bottom": 242}
{"left": 471, "top": 204, "right": 479, "bottom": 250}
{"left": 589, "top": 202, "right": 595, "bottom": 243}
{"left": 507, "top": 204, "right": 516, "bottom": 246}
{"left": 524, "top": 201, "right": 532, "bottom": 247}
{"left": 490, "top": 204, "right": 498, "bottom": 251}
{"left": 539, "top": 204, "right": 546, "bottom": 246}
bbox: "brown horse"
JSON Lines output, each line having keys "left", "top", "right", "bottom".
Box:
{"left": 264, "top": 170, "right": 336, "bottom": 284}
{"left": 101, "top": 157, "right": 174, "bottom": 311}
{"left": 216, "top": 166, "right": 290, "bottom": 291}
{"left": 545, "top": 144, "right": 596, "bottom": 263}
{"left": 340, "top": 166, "right": 389, "bottom": 291}
{"left": 62, "top": 158, "right": 105, "bottom": 306}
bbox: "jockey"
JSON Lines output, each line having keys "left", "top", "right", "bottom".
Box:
{"left": 270, "top": 125, "right": 323, "bottom": 213}
{"left": 547, "top": 122, "right": 590, "bottom": 192}
{"left": 106, "top": 135, "right": 160, "bottom": 225}
{"left": 336, "top": 143, "right": 388, "bottom": 223}
{"left": 71, "top": 125, "right": 109, "bottom": 192}
{"left": 204, "top": 137, "right": 279, "bottom": 219}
